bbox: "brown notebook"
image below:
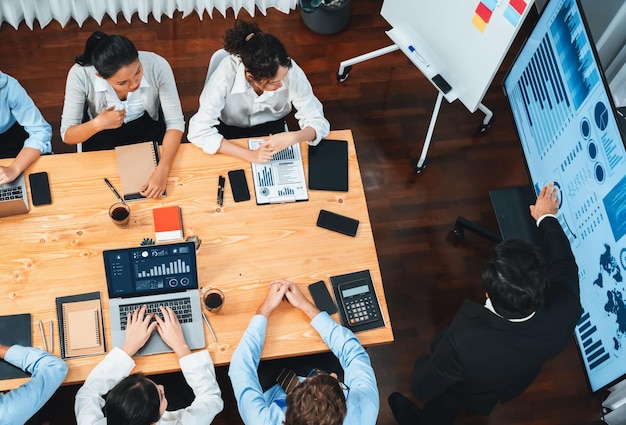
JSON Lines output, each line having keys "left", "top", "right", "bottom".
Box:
{"left": 114, "top": 141, "right": 162, "bottom": 201}
{"left": 56, "top": 292, "right": 106, "bottom": 358}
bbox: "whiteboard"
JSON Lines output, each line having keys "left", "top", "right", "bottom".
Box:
{"left": 381, "top": 0, "right": 534, "bottom": 112}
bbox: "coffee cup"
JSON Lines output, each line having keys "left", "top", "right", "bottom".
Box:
{"left": 109, "top": 202, "right": 131, "bottom": 228}
{"left": 201, "top": 287, "right": 224, "bottom": 313}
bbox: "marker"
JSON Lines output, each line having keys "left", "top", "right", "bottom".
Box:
{"left": 408, "top": 45, "right": 430, "bottom": 68}
{"left": 217, "top": 175, "right": 225, "bottom": 207}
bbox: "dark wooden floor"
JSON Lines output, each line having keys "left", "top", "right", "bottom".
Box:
{"left": 0, "top": 1, "right": 609, "bottom": 423}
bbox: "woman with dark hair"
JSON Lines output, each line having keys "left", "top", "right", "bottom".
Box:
{"left": 61, "top": 31, "right": 185, "bottom": 198}
{"left": 75, "top": 305, "right": 224, "bottom": 425}
{"left": 188, "top": 20, "right": 330, "bottom": 163}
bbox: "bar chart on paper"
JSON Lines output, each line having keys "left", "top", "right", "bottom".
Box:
{"left": 248, "top": 140, "right": 308, "bottom": 205}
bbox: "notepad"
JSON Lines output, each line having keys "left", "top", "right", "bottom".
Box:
{"left": 114, "top": 141, "right": 162, "bottom": 201}
{"left": 153, "top": 205, "right": 184, "bottom": 242}
{"left": 56, "top": 292, "right": 106, "bottom": 359}
{"left": 308, "top": 139, "right": 349, "bottom": 192}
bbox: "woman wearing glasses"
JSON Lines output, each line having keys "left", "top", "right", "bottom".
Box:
{"left": 187, "top": 20, "right": 330, "bottom": 163}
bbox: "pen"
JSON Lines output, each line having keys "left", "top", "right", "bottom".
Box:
{"left": 201, "top": 312, "right": 218, "bottom": 342}
{"left": 38, "top": 320, "right": 48, "bottom": 352}
{"left": 104, "top": 178, "right": 124, "bottom": 202}
{"left": 49, "top": 320, "right": 54, "bottom": 354}
{"left": 217, "top": 175, "right": 225, "bottom": 207}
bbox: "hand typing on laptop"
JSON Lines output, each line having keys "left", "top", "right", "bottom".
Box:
{"left": 121, "top": 305, "right": 191, "bottom": 359}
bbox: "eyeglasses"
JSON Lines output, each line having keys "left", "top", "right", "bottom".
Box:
{"left": 306, "top": 368, "right": 350, "bottom": 396}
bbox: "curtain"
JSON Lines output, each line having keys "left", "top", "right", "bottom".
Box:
{"left": 0, "top": 0, "right": 298, "bottom": 30}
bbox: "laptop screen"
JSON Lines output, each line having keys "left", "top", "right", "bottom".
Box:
{"left": 103, "top": 241, "right": 198, "bottom": 298}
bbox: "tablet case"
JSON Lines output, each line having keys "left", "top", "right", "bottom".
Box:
{"left": 0, "top": 313, "right": 31, "bottom": 380}
{"left": 308, "top": 139, "right": 348, "bottom": 192}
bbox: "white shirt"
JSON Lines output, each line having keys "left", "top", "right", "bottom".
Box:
{"left": 75, "top": 347, "right": 223, "bottom": 425}
{"left": 188, "top": 54, "right": 330, "bottom": 154}
{"left": 94, "top": 76, "right": 149, "bottom": 123}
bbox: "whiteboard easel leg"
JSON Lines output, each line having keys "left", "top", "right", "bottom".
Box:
{"left": 477, "top": 102, "right": 495, "bottom": 133}
{"left": 337, "top": 44, "right": 400, "bottom": 82}
{"left": 416, "top": 92, "right": 444, "bottom": 173}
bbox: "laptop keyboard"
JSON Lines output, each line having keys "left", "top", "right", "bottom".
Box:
{"left": 119, "top": 297, "right": 193, "bottom": 330}
{"left": 0, "top": 185, "right": 23, "bottom": 201}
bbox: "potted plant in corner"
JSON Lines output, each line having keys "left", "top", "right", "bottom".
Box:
{"left": 298, "top": 0, "right": 351, "bottom": 35}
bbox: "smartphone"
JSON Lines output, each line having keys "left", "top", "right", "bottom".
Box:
{"left": 227, "top": 169, "right": 250, "bottom": 202}
{"left": 308, "top": 280, "right": 338, "bottom": 314}
{"left": 316, "top": 209, "right": 359, "bottom": 237}
{"left": 28, "top": 171, "right": 52, "bottom": 206}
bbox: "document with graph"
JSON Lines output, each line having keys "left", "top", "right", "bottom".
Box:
{"left": 248, "top": 139, "right": 308, "bottom": 205}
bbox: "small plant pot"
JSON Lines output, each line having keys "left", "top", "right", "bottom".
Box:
{"left": 300, "top": 0, "right": 351, "bottom": 35}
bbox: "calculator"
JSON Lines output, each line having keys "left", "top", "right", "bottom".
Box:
{"left": 337, "top": 278, "right": 380, "bottom": 325}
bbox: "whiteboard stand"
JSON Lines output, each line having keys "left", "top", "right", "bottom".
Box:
{"left": 336, "top": 31, "right": 495, "bottom": 173}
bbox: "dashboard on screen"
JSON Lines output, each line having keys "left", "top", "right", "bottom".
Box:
{"left": 503, "top": 0, "right": 626, "bottom": 392}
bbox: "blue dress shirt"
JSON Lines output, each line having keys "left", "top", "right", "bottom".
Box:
{"left": 229, "top": 312, "right": 379, "bottom": 425}
{"left": 0, "top": 72, "right": 52, "bottom": 154}
{"left": 0, "top": 345, "right": 68, "bottom": 425}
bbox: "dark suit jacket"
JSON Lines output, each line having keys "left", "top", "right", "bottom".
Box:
{"left": 411, "top": 216, "right": 581, "bottom": 415}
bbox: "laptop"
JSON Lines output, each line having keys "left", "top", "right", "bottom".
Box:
{"left": 0, "top": 173, "right": 29, "bottom": 218}
{"left": 103, "top": 241, "right": 206, "bottom": 356}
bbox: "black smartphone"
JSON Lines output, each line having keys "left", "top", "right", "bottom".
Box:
{"left": 228, "top": 169, "right": 250, "bottom": 202}
{"left": 316, "top": 209, "right": 359, "bottom": 237}
{"left": 28, "top": 171, "right": 52, "bottom": 206}
{"left": 308, "top": 280, "right": 338, "bottom": 314}
{"left": 432, "top": 74, "right": 452, "bottom": 94}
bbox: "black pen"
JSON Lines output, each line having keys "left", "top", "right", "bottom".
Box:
{"left": 217, "top": 175, "right": 225, "bottom": 206}
{"left": 104, "top": 178, "right": 123, "bottom": 202}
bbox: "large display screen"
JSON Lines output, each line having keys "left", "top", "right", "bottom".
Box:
{"left": 503, "top": 0, "right": 626, "bottom": 392}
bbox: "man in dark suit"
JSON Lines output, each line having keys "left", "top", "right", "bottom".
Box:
{"left": 389, "top": 182, "right": 582, "bottom": 425}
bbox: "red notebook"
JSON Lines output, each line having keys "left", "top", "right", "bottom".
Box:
{"left": 153, "top": 206, "right": 183, "bottom": 242}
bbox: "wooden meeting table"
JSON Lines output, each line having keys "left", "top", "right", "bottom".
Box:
{"left": 0, "top": 129, "right": 393, "bottom": 390}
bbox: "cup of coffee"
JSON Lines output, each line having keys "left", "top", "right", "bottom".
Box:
{"left": 201, "top": 287, "right": 224, "bottom": 313}
{"left": 109, "top": 202, "right": 131, "bottom": 228}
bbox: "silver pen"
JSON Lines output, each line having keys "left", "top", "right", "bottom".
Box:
{"left": 49, "top": 320, "right": 54, "bottom": 354}
{"left": 201, "top": 312, "right": 218, "bottom": 342}
{"left": 38, "top": 320, "right": 48, "bottom": 352}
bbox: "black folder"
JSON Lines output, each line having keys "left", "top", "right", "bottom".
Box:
{"left": 0, "top": 313, "right": 32, "bottom": 380}
{"left": 308, "top": 139, "right": 349, "bottom": 192}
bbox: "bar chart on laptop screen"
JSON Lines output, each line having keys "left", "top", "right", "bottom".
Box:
{"left": 503, "top": 0, "right": 626, "bottom": 391}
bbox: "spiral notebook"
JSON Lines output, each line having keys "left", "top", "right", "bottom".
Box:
{"left": 114, "top": 141, "right": 163, "bottom": 201}
{"left": 56, "top": 292, "right": 106, "bottom": 359}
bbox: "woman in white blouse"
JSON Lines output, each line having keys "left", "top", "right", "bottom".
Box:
{"left": 187, "top": 20, "right": 330, "bottom": 163}
{"left": 61, "top": 31, "right": 184, "bottom": 198}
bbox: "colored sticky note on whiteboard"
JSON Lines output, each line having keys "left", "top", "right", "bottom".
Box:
{"left": 503, "top": 5, "right": 522, "bottom": 26}
{"left": 475, "top": 2, "right": 493, "bottom": 23}
{"left": 509, "top": 0, "right": 527, "bottom": 15}
{"left": 472, "top": 13, "right": 488, "bottom": 32}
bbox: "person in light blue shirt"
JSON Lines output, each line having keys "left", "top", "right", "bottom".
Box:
{"left": 229, "top": 279, "right": 379, "bottom": 425}
{"left": 0, "top": 71, "right": 52, "bottom": 185}
{"left": 0, "top": 344, "right": 68, "bottom": 425}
